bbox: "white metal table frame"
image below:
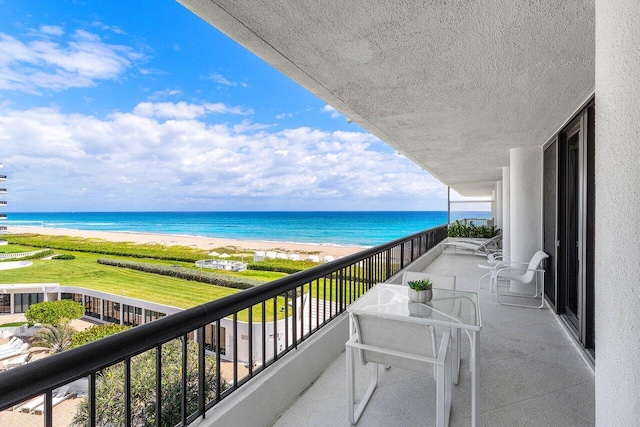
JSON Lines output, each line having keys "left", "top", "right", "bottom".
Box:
{"left": 348, "top": 283, "right": 482, "bottom": 427}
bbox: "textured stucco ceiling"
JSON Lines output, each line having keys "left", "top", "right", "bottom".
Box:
{"left": 179, "top": 0, "right": 594, "bottom": 196}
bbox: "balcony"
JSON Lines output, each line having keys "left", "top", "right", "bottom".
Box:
{"left": 274, "top": 252, "right": 594, "bottom": 426}
{"left": 0, "top": 228, "right": 594, "bottom": 426}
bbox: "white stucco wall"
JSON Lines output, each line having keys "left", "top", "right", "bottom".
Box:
{"left": 509, "top": 147, "right": 542, "bottom": 263}
{"left": 595, "top": 0, "right": 640, "bottom": 424}
{"left": 502, "top": 167, "right": 511, "bottom": 260}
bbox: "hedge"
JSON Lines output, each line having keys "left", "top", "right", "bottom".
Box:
{"left": 247, "top": 259, "right": 317, "bottom": 274}
{"left": 97, "top": 258, "right": 261, "bottom": 290}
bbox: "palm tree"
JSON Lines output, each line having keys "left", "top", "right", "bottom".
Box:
{"left": 33, "top": 323, "right": 75, "bottom": 353}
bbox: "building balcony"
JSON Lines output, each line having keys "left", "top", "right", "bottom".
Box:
{"left": 273, "top": 252, "right": 594, "bottom": 426}
{"left": 0, "top": 229, "right": 594, "bottom": 426}
{"left": 0, "top": 188, "right": 5, "bottom": 194}
{"left": 0, "top": 175, "right": 5, "bottom": 181}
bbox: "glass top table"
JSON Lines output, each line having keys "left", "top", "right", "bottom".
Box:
{"left": 348, "top": 283, "right": 482, "bottom": 426}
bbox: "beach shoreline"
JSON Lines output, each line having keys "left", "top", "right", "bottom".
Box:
{"left": 7, "top": 226, "right": 368, "bottom": 259}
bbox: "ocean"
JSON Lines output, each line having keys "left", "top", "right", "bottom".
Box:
{"left": 5, "top": 211, "right": 491, "bottom": 247}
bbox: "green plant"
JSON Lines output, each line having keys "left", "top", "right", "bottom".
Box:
{"left": 33, "top": 323, "right": 76, "bottom": 353}
{"left": 407, "top": 278, "right": 433, "bottom": 291}
{"left": 25, "top": 300, "right": 85, "bottom": 327}
{"left": 71, "top": 339, "right": 225, "bottom": 427}
{"left": 52, "top": 253, "right": 76, "bottom": 260}
{"left": 97, "top": 258, "right": 260, "bottom": 289}
{"left": 71, "top": 324, "right": 131, "bottom": 348}
{"left": 447, "top": 220, "right": 500, "bottom": 238}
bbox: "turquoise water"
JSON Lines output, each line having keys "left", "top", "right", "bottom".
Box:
{"left": 5, "top": 211, "right": 490, "bottom": 247}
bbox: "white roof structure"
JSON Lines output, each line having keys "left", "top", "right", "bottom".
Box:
{"left": 306, "top": 255, "right": 320, "bottom": 263}
{"left": 179, "top": 1, "right": 594, "bottom": 196}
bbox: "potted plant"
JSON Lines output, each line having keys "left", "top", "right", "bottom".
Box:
{"left": 407, "top": 278, "right": 433, "bottom": 303}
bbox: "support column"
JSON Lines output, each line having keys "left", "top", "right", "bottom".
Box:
{"left": 495, "top": 181, "right": 503, "bottom": 230}
{"left": 501, "top": 168, "right": 510, "bottom": 260}
{"left": 595, "top": 1, "right": 640, "bottom": 424}
{"left": 509, "top": 146, "right": 542, "bottom": 263}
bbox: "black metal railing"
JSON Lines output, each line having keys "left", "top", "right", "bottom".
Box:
{"left": 0, "top": 225, "right": 447, "bottom": 426}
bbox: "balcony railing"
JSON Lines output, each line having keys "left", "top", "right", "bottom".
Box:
{"left": 0, "top": 224, "right": 447, "bottom": 426}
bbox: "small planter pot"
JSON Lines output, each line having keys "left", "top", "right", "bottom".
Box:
{"left": 408, "top": 289, "right": 432, "bottom": 303}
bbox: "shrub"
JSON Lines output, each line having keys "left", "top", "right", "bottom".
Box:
{"left": 71, "top": 324, "right": 131, "bottom": 348}
{"left": 33, "top": 323, "right": 75, "bottom": 353}
{"left": 0, "top": 248, "right": 53, "bottom": 262}
{"left": 4, "top": 234, "right": 208, "bottom": 262}
{"left": 52, "top": 253, "right": 76, "bottom": 260}
{"left": 71, "top": 339, "right": 225, "bottom": 427}
{"left": 447, "top": 220, "right": 499, "bottom": 238}
{"left": 25, "top": 300, "right": 85, "bottom": 327}
{"left": 248, "top": 259, "right": 317, "bottom": 274}
{"left": 97, "top": 258, "right": 260, "bottom": 289}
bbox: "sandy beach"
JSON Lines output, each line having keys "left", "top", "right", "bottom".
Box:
{"left": 7, "top": 226, "right": 368, "bottom": 259}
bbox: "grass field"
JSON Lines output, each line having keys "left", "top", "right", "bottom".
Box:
{"left": 0, "top": 235, "right": 378, "bottom": 322}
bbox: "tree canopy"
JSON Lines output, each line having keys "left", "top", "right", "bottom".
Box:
{"left": 25, "top": 300, "right": 85, "bottom": 326}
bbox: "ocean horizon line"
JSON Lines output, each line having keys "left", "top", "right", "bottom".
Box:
{"left": 3, "top": 211, "right": 490, "bottom": 246}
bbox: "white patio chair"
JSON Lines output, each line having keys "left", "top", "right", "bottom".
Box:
{"left": 494, "top": 250, "right": 549, "bottom": 308}
{"left": 346, "top": 312, "right": 452, "bottom": 426}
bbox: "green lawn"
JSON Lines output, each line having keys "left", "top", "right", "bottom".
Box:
{"left": 0, "top": 252, "right": 239, "bottom": 308}
{"left": 0, "top": 243, "right": 41, "bottom": 253}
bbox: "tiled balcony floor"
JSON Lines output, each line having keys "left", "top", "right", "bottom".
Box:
{"left": 273, "top": 253, "right": 595, "bottom": 426}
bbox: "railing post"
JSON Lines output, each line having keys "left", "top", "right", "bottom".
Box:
{"left": 386, "top": 249, "right": 391, "bottom": 280}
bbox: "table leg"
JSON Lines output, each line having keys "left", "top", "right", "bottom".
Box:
{"left": 452, "top": 327, "right": 460, "bottom": 385}
{"left": 471, "top": 330, "right": 479, "bottom": 427}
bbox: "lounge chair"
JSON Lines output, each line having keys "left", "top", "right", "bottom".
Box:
{"left": 22, "top": 385, "right": 71, "bottom": 414}
{"left": 0, "top": 343, "right": 29, "bottom": 361}
{"left": 441, "top": 234, "right": 502, "bottom": 256}
{"left": 33, "top": 385, "right": 75, "bottom": 415}
{"left": 3, "top": 353, "right": 30, "bottom": 370}
{"left": 0, "top": 337, "right": 22, "bottom": 352}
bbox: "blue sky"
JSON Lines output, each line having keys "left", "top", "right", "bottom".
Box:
{"left": 0, "top": 0, "right": 449, "bottom": 212}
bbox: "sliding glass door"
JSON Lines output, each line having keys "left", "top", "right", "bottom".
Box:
{"left": 551, "top": 100, "right": 595, "bottom": 360}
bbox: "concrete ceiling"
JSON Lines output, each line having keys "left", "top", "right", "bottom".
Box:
{"left": 179, "top": 0, "right": 594, "bottom": 196}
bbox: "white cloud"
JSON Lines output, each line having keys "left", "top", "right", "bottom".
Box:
{"left": 321, "top": 104, "right": 342, "bottom": 119}
{"left": 205, "top": 72, "right": 237, "bottom": 86}
{"left": 89, "top": 21, "right": 127, "bottom": 35}
{"left": 39, "top": 25, "right": 64, "bottom": 37}
{"left": 0, "top": 27, "right": 142, "bottom": 93}
{"left": 0, "top": 104, "right": 443, "bottom": 211}
{"left": 132, "top": 101, "right": 253, "bottom": 120}
{"left": 148, "top": 88, "right": 184, "bottom": 100}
